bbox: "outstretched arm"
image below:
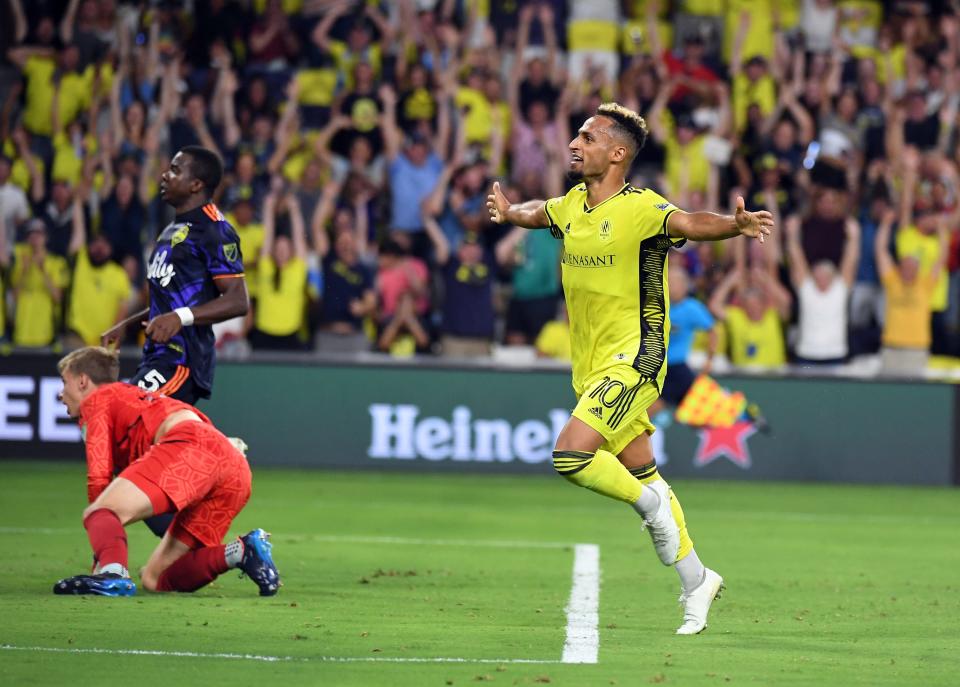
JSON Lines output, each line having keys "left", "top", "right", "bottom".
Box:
{"left": 495, "top": 225, "right": 526, "bottom": 267}
{"left": 310, "top": 179, "right": 341, "bottom": 258}
{"left": 874, "top": 209, "right": 896, "bottom": 278}
{"left": 423, "top": 212, "right": 450, "bottom": 265}
{"left": 755, "top": 266, "right": 792, "bottom": 320}
{"left": 11, "top": 127, "right": 45, "bottom": 203}
{"left": 261, "top": 192, "right": 278, "bottom": 259}
{"left": 486, "top": 181, "right": 549, "bottom": 229}
{"left": 507, "top": 5, "right": 534, "bottom": 118}
{"left": 217, "top": 68, "right": 242, "bottom": 150}
{"left": 109, "top": 61, "right": 126, "bottom": 157}
{"left": 647, "top": 78, "right": 674, "bottom": 144}
{"left": 8, "top": 0, "right": 26, "bottom": 44}
{"left": 68, "top": 192, "right": 86, "bottom": 257}
{"left": 424, "top": 119, "right": 466, "bottom": 218}
{"left": 433, "top": 86, "right": 451, "bottom": 160}
{"left": 267, "top": 79, "right": 300, "bottom": 175}
{"left": 730, "top": 11, "right": 750, "bottom": 78}
{"left": 839, "top": 218, "right": 861, "bottom": 287}
{"left": 784, "top": 214, "right": 809, "bottom": 287}
{"left": 932, "top": 220, "right": 951, "bottom": 283}
{"left": 645, "top": 0, "right": 668, "bottom": 81}
{"left": 668, "top": 195, "right": 774, "bottom": 242}
{"left": 378, "top": 84, "right": 402, "bottom": 162}
{"left": 538, "top": 4, "right": 562, "bottom": 86}
{"left": 6, "top": 45, "right": 56, "bottom": 69}
{"left": 60, "top": 0, "right": 80, "bottom": 44}
{"left": 287, "top": 194, "right": 308, "bottom": 260}
{"left": 708, "top": 268, "right": 742, "bottom": 320}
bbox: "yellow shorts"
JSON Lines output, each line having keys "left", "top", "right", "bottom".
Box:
{"left": 572, "top": 366, "right": 659, "bottom": 456}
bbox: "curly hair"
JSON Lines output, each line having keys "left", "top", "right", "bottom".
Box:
{"left": 596, "top": 102, "right": 649, "bottom": 163}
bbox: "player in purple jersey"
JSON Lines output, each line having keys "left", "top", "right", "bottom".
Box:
{"left": 102, "top": 146, "right": 249, "bottom": 403}
{"left": 101, "top": 145, "right": 249, "bottom": 537}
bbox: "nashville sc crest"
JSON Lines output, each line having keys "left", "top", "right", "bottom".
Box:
{"left": 599, "top": 218, "right": 612, "bottom": 241}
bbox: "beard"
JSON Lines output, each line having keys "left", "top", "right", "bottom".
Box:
{"left": 565, "top": 169, "right": 584, "bottom": 184}
{"left": 88, "top": 250, "right": 111, "bottom": 267}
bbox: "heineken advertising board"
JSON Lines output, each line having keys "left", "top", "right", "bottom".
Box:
{"left": 1, "top": 353, "right": 957, "bottom": 486}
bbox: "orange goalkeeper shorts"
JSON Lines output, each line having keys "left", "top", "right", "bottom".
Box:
{"left": 121, "top": 421, "right": 251, "bottom": 548}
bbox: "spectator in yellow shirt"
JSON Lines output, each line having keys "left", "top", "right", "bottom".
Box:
{"left": 874, "top": 212, "right": 948, "bottom": 376}
{"left": 250, "top": 191, "right": 309, "bottom": 351}
{"left": 226, "top": 198, "right": 265, "bottom": 298}
{"left": 63, "top": 192, "right": 131, "bottom": 348}
{"left": 895, "top": 148, "right": 953, "bottom": 355}
{"left": 11, "top": 220, "right": 70, "bottom": 347}
{"left": 709, "top": 265, "right": 791, "bottom": 370}
{"left": 7, "top": 42, "right": 93, "bottom": 146}
{"left": 2, "top": 126, "right": 47, "bottom": 207}
{"left": 648, "top": 78, "right": 730, "bottom": 207}
{"left": 311, "top": 2, "right": 390, "bottom": 88}
{"left": 723, "top": 1, "right": 777, "bottom": 65}
{"left": 535, "top": 305, "right": 571, "bottom": 362}
{"left": 729, "top": 12, "right": 779, "bottom": 135}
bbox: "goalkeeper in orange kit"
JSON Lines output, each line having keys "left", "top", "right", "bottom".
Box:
{"left": 52, "top": 347, "right": 279, "bottom": 597}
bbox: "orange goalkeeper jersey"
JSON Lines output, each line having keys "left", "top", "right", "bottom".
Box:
{"left": 77, "top": 383, "right": 213, "bottom": 503}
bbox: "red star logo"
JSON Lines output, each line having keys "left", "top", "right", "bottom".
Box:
{"left": 693, "top": 421, "right": 757, "bottom": 468}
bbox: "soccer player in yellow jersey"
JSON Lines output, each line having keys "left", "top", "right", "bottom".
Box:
{"left": 487, "top": 102, "right": 774, "bottom": 634}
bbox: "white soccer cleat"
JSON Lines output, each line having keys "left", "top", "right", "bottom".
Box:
{"left": 227, "top": 436, "right": 249, "bottom": 457}
{"left": 676, "top": 568, "right": 724, "bottom": 635}
{"left": 640, "top": 480, "right": 680, "bottom": 566}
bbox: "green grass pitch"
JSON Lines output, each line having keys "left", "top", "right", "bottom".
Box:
{"left": 1, "top": 461, "right": 958, "bottom": 686}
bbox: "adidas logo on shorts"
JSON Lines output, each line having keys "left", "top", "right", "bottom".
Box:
{"left": 589, "top": 406, "right": 603, "bottom": 419}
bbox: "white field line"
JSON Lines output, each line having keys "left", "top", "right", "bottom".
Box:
{"left": 2, "top": 530, "right": 599, "bottom": 665}
{"left": 0, "top": 645, "right": 561, "bottom": 664}
{"left": 561, "top": 543, "right": 600, "bottom": 665}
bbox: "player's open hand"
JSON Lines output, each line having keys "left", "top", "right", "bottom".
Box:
{"left": 486, "top": 181, "right": 511, "bottom": 225}
{"left": 144, "top": 312, "right": 183, "bottom": 344}
{"left": 734, "top": 195, "right": 774, "bottom": 244}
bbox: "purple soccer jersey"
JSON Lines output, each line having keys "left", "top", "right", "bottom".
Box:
{"left": 142, "top": 202, "right": 244, "bottom": 397}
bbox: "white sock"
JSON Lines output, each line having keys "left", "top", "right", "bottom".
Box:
{"left": 675, "top": 548, "right": 706, "bottom": 592}
{"left": 100, "top": 562, "right": 129, "bottom": 578}
{"left": 224, "top": 539, "right": 245, "bottom": 568}
{"left": 633, "top": 484, "right": 661, "bottom": 517}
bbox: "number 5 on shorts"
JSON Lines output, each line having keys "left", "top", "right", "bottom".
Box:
{"left": 139, "top": 369, "right": 167, "bottom": 392}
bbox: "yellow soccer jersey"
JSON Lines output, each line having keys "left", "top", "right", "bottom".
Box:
{"left": 544, "top": 184, "right": 685, "bottom": 393}
{"left": 67, "top": 248, "right": 132, "bottom": 346}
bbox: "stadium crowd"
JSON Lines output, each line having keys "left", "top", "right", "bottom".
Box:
{"left": 0, "top": 0, "right": 958, "bottom": 376}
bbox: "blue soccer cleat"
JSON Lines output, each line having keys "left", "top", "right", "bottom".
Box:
{"left": 53, "top": 572, "right": 136, "bottom": 597}
{"left": 239, "top": 528, "right": 280, "bottom": 596}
